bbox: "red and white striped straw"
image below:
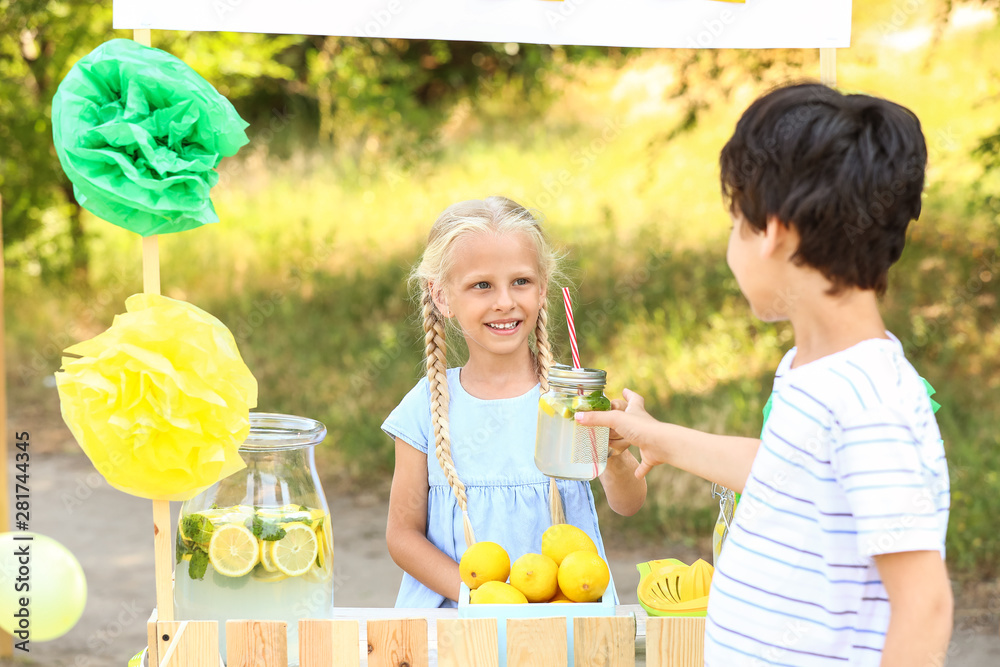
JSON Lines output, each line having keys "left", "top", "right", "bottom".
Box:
{"left": 562, "top": 287, "right": 582, "bottom": 369}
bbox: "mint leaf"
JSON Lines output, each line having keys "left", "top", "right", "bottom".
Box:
{"left": 260, "top": 520, "right": 287, "bottom": 541}
{"left": 176, "top": 531, "right": 193, "bottom": 564}
{"left": 248, "top": 513, "right": 287, "bottom": 541}
{"left": 181, "top": 513, "right": 215, "bottom": 546}
{"left": 188, "top": 549, "right": 209, "bottom": 580}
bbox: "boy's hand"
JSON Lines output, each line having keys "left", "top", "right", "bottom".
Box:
{"left": 575, "top": 388, "right": 666, "bottom": 479}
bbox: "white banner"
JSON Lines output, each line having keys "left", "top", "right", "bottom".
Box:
{"left": 113, "top": 0, "right": 851, "bottom": 49}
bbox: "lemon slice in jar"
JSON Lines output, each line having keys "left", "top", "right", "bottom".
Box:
{"left": 208, "top": 524, "right": 259, "bottom": 577}
{"left": 271, "top": 523, "right": 319, "bottom": 577}
{"left": 259, "top": 537, "right": 278, "bottom": 572}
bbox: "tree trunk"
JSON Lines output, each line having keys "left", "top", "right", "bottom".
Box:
{"left": 59, "top": 182, "right": 88, "bottom": 285}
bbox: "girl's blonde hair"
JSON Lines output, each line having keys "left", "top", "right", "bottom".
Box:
{"left": 411, "top": 196, "right": 564, "bottom": 548}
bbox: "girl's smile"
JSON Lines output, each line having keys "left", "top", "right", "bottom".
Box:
{"left": 485, "top": 319, "right": 521, "bottom": 334}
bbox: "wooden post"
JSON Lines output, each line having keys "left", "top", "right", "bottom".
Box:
{"left": 820, "top": 47, "right": 837, "bottom": 86}
{"left": 133, "top": 21, "right": 174, "bottom": 634}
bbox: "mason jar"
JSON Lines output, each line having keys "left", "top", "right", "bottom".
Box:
{"left": 173, "top": 413, "right": 333, "bottom": 666}
{"left": 534, "top": 365, "right": 612, "bottom": 481}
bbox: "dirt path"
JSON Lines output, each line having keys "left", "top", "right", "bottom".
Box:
{"left": 3, "top": 451, "right": 998, "bottom": 667}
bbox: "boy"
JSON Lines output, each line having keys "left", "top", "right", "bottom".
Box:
{"left": 577, "top": 83, "right": 952, "bottom": 666}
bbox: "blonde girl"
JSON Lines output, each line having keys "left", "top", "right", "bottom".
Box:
{"left": 383, "top": 196, "right": 646, "bottom": 607}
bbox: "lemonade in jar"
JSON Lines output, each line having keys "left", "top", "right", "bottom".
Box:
{"left": 173, "top": 414, "right": 333, "bottom": 665}
{"left": 534, "top": 365, "right": 612, "bottom": 480}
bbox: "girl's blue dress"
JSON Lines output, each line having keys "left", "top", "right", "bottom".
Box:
{"left": 382, "top": 367, "right": 615, "bottom": 608}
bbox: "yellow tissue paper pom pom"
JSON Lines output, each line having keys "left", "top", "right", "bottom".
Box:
{"left": 55, "top": 293, "right": 257, "bottom": 501}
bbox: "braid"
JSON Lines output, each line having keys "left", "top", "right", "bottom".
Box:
{"left": 534, "top": 303, "right": 566, "bottom": 526}
{"left": 422, "top": 291, "right": 477, "bottom": 548}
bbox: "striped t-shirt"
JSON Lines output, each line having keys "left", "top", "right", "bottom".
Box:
{"left": 705, "top": 335, "right": 950, "bottom": 666}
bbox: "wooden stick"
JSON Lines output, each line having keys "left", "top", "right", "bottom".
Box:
{"left": 143, "top": 236, "right": 161, "bottom": 296}
{"left": 135, "top": 17, "right": 174, "bottom": 636}
{"left": 820, "top": 47, "right": 837, "bottom": 86}
{"left": 152, "top": 500, "right": 173, "bottom": 623}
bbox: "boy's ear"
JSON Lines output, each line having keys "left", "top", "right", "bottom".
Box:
{"left": 761, "top": 216, "right": 798, "bottom": 260}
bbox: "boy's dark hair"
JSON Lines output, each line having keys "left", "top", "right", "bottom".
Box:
{"left": 720, "top": 82, "right": 927, "bottom": 295}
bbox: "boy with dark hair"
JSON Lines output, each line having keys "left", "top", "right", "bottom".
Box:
{"left": 578, "top": 83, "right": 952, "bottom": 666}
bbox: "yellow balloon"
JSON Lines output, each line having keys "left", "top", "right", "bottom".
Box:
{"left": 0, "top": 532, "right": 87, "bottom": 642}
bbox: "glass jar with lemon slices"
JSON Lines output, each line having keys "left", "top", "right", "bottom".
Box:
{"left": 534, "top": 365, "right": 612, "bottom": 480}
{"left": 173, "top": 413, "right": 332, "bottom": 666}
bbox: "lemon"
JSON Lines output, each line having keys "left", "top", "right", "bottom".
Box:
{"left": 208, "top": 524, "right": 259, "bottom": 577}
{"left": 541, "top": 524, "right": 598, "bottom": 566}
{"left": 549, "top": 588, "right": 575, "bottom": 603}
{"left": 509, "top": 553, "right": 559, "bottom": 603}
{"left": 557, "top": 550, "right": 610, "bottom": 602}
{"left": 470, "top": 581, "right": 528, "bottom": 604}
{"left": 315, "top": 529, "right": 327, "bottom": 569}
{"left": 251, "top": 567, "right": 289, "bottom": 584}
{"left": 539, "top": 397, "right": 557, "bottom": 417}
{"left": 459, "top": 541, "right": 510, "bottom": 590}
{"left": 539, "top": 396, "right": 573, "bottom": 419}
{"left": 259, "top": 538, "right": 278, "bottom": 572}
{"left": 271, "top": 523, "right": 319, "bottom": 577}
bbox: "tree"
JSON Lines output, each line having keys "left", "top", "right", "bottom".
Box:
{"left": 0, "top": 0, "right": 116, "bottom": 282}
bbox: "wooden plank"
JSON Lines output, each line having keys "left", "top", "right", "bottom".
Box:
{"left": 574, "top": 616, "right": 635, "bottom": 667}
{"left": 506, "top": 617, "right": 566, "bottom": 667}
{"left": 299, "top": 619, "right": 360, "bottom": 667}
{"left": 645, "top": 617, "right": 704, "bottom": 667}
{"left": 367, "top": 618, "right": 429, "bottom": 667}
{"left": 226, "top": 620, "right": 288, "bottom": 667}
{"left": 437, "top": 618, "right": 498, "bottom": 667}
{"left": 156, "top": 620, "right": 220, "bottom": 666}
{"left": 147, "top": 608, "right": 160, "bottom": 667}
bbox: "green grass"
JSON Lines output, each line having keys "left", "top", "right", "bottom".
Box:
{"left": 7, "top": 4, "right": 1000, "bottom": 584}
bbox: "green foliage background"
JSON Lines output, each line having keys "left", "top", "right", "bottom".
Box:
{"left": 3, "top": 1, "right": 1000, "bottom": 586}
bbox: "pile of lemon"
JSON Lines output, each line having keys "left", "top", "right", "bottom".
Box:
{"left": 460, "top": 524, "right": 610, "bottom": 604}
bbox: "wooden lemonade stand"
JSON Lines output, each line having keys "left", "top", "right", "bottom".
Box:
{"left": 22, "top": 1, "right": 851, "bottom": 664}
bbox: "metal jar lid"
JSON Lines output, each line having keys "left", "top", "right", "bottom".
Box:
{"left": 547, "top": 364, "right": 607, "bottom": 390}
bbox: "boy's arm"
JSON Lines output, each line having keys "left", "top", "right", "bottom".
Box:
{"left": 576, "top": 388, "right": 760, "bottom": 492}
{"left": 386, "top": 438, "right": 462, "bottom": 602}
{"left": 874, "top": 550, "right": 953, "bottom": 667}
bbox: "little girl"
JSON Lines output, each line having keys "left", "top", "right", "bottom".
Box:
{"left": 382, "top": 196, "right": 646, "bottom": 607}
